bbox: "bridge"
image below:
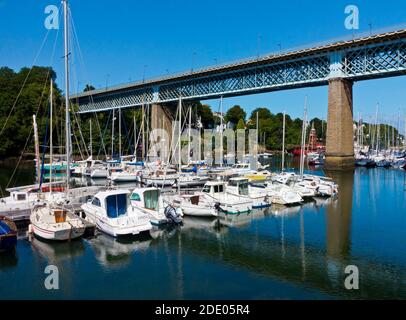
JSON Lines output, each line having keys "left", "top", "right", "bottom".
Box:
{"left": 71, "top": 29, "right": 406, "bottom": 169}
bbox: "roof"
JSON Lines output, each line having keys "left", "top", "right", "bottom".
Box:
{"left": 94, "top": 189, "right": 130, "bottom": 201}
{"left": 229, "top": 177, "right": 249, "bottom": 181}
{"left": 205, "top": 181, "right": 226, "bottom": 186}
{"left": 131, "top": 187, "right": 159, "bottom": 194}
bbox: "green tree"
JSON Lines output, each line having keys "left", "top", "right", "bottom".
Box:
{"left": 224, "top": 105, "right": 246, "bottom": 125}
{"left": 236, "top": 118, "right": 245, "bottom": 130}
{"left": 196, "top": 103, "right": 214, "bottom": 128}
{"left": 84, "top": 84, "right": 95, "bottom": 92}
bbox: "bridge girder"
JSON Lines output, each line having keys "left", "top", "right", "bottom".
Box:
{"left": 73, "top": 30, "right": 406, "bottom": 113}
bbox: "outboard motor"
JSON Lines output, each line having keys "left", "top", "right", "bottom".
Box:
{"left": 213, "top": 202, "right": 221, "bottom": 213}
{"left": 164, "top": 205, "right": 183, "bottom": 225}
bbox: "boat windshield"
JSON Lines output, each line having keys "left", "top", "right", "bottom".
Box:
{"left": 144, "top": 190, "right": 159, "bottom": 210}
{"left": 213, "top": 185, "right": 224, "bottom": 193}
{"left": 106, "top": 194, "right": 128, "bottom": 218}
{"left": 239, "top": 182, "right": 249, "bottom": 195}
{"left": 202, "top": 185, "right": 211, "bottom": 193}
{"left": 130, "top": 193, "right": 141, "bottom": 201}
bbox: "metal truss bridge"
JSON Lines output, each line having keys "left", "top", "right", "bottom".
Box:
{"left": 73, "top": 29, "right": 406, "bottom": 114}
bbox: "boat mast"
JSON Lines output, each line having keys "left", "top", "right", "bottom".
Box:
{"left": 281, "top": 111, "right": 286, "bottom": 171}
{"left": 50, "top": 79, "right": 53, "bottom": 193}
{"left": 89, "top": 118, "right": 92, "bottom": 158}
{"left": 256, "top": 110, "right": 259, "bottom": 147}
{"left": 133, "top": 110, "right": 137, "bottom": 159}
{"left": 300, "top": 96, "right": 308, "bottom": 178}
{"left": 33, "top": 115, "right": 41, "bottom": 185}
{"left": 63, "top": 0, "right": 71, "bottom": 192}
{"left": 374, "top": 104, "right": 379, "bottom": 154}
{"left": 220, "top": 95, "right": 223, "bottom": 167}
{"left": 142, "top": 103, "right": 145, "bottom": 161}
{"left": 119, "top": 107, "right": 122, "bottom": 159}
{"left": 178, "top": 97, "right": 182, "bottom": 195}
{"left": 111, "top": 108, "right": 115, "bottom": 159}
{"left": 188, "top": 105, "right": 191, "bottom": 165}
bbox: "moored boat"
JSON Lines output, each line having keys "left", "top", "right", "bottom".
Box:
{"left": 81, "top": 189, "right": 152, "bottom": 237}
{"left": 0, "top": 216, "right": 17, "bottom": 252}
{"left": 30, "top": 202, "right": 86, "bottom": 241}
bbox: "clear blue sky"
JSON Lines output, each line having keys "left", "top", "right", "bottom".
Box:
{"left": 1, "top": 0, "right": 405, "bottom": 127}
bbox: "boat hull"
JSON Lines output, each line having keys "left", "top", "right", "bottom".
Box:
{"left": 0, "top": 217, "right": 17, "bottom": 252}
{"left": 31, "top": 223, "right": 85, "bottom": 241}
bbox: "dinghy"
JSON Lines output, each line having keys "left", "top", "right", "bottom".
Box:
{"left": 0, "top": 216, "right": 17, "bottom": 252}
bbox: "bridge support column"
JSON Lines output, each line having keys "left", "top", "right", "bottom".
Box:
{"left": 325, "top": 78, "right": 355, "bottom": 170}
{"left": 150, "top": 104, "right": 174, "bottom": 160}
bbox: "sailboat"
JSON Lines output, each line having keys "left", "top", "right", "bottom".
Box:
{"left": 30, "top": 1, "right": 85, "bottom": 241}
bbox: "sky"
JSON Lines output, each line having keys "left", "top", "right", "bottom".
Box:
{"left": 0, "top": 0, "right": 406, "bottom": 126}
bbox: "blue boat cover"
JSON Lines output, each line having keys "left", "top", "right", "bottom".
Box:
{"left": 0, "top": 220, "right": 13, "bottom": 236}
{"left": 106, "top": 194, "right": 127, "bottom": 218}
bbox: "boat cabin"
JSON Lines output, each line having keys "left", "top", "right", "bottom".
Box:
{"left": 90, "top": 190, "right": 130, "bottom": 218}
{"left": 130, "top": 188, "right": 162, "bottom": 211}
{"left": 201, "top": 181, "right": 227, "bottom": 196}
{"left": 228, "top": 177, "right": 249, "bottom": 196}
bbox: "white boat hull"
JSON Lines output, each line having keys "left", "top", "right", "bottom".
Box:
{"left": 110, "top": 172, "right": 139, "bottom": 182}
{"left": 31, "top": 223, "right": 85, "bottom": 240}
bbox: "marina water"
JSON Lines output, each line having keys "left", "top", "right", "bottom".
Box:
{"left": 1, "top": 158, "right": 406, "bottom": 299}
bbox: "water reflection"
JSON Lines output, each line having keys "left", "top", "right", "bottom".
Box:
{"left": 0, "top": 250, "right": 18, "bottom": 269}
{"left": 325, "top": 170, "right": 354, "bottom": 259}
{"left": 88, "top": 233, "right": 152, "bottom": 269}
{"left": 29, "top": 236, "right": 86, "bottom": 263}
{"left": 2, "top": 160, "right": 406, "bottom": 299}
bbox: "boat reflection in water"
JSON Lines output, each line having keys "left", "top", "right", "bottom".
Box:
{"left": 2, "top": 163, "right": 406, "bottom": 299}
{"left": 0, "top": 249, "right": 18, "bottom": 269}
{"left": 87, "top": 233, "right": 152, "bottom": 269}
{"left": 29, "top": 234, "right": 86, "bottom": 263}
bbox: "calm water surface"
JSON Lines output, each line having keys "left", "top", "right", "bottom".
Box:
{"left": 1, "top": 158, "right": 406, "bottom": 299}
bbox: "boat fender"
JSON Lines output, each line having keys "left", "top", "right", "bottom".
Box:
{"left": 28, "top": 224, "right": 33, "bottom": 234}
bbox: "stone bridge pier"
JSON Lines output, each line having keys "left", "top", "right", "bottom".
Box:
{"left": 325, "top": 78, "right": 355, "bottom": 170}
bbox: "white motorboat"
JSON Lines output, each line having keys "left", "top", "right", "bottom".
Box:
{"left": 266, "top": 183, "right": 303, "bottom": 205}
{"left": 166, "top": 181, "right": 253, "bottom": 217}
{"left": 0, "top": 184, "right": 65, "bottom": 219}
{"left": 130, "top": 187, "right": 180, "bottom": 225}
{"left": 90, "top": 166, "right": 109, "bottom": 179}
{"left": 84, "top": 160, "right": 109, "bottom": 179}
{"left": 81, "top": 189, "right": 152, "bottom": 237}
{"left": 30, "top": 202, "right": 85, "bottom": 241}
{"left": 251, "top": 181, "right": 302, "bottom": 206}
{"left": 174, "top": 173, "right": 209, "bottom": 188}
{"left": 302, "top": 174, "right": 338, "bottom": 197}
{"left": 168, "top": 193, "right": 219, "bottom": 217}
{"left": 272, "top": 172, "right": 316, "bottom": 198}
{"left": 110, "top": 161, "right": 144, "bottom": 182}
{"left": 226, "top": 177, "right": 271, "bottom": 209}
{"left": 142, "top": 168, "right": 177, "bottom": 187}
{"left": 110, "top": 170, "right": 140, "bottom": 182}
